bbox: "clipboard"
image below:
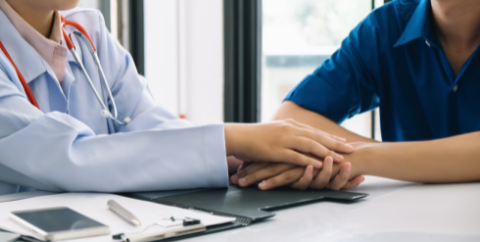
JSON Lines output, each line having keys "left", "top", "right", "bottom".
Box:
{"left": 124, "top": 186, "right": 368, "bottom": 241}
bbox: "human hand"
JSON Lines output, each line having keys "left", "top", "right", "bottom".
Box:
{"left": 224, "top": 119, "right": 354, "bottom": 169}
{"left": 231, "top": 143, "right": 372, "bottom": 190}
{"left": 231, "top": 158, "right": 363, "bottom": 190}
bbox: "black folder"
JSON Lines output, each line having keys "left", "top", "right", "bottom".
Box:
{"left": 124, "top": 186, "right": 368, "bottom": 241}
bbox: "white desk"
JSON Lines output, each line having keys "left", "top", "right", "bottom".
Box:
{"left": 183, "top": 176, "right": 480, "bottom": 242}
{"left": 0, "top": 177, "right": 478, "bottom": 241}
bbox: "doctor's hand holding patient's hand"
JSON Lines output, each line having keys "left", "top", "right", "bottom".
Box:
{"left": 224, "top": 119, "right": 354, "bottom": 169}
{"left": 231, "top": 143, "right": 371, "bottom": 190}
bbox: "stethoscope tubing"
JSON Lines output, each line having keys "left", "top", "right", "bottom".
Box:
{"left": 69, "top": 30, "right": 127, "bottom": 125}
{"left": 60, "top": 18, "right": 130, "bottom": 125}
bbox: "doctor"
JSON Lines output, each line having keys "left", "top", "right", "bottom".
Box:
{"left": 0, "top": 0, "right": 354, "bottom": 195}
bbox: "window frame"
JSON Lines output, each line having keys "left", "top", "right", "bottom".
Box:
{"left": 223, "top": 0, "right": 262, "bottom": 123}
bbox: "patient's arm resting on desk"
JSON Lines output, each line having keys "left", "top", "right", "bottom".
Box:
{"left": 232, "top": 101, "right": 480, "bottom": 190}
{"left": 346, "top": 135, "right": 480, "bottom": 183}
{"left": 237, "top": 134, "right": 480, "bottom": 190}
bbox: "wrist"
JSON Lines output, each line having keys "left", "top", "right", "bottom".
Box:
{"left": 358, "top": 143, "right": 384, "bottom": 176}
{"left": 351, "top": 143, "right": 379, "bottom": 176}
{"left": 224, "top": 124, "right": 243, "bottom": 156}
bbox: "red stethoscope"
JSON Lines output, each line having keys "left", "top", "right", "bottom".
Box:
{"left": 0, "top": 16, "right": 130, "bottom": 125}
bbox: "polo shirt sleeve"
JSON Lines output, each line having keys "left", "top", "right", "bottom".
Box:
{"left": 284, "top": 15, "right": 380, "bottom": 124}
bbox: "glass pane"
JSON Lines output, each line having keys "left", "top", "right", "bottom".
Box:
{"left": 262, "top": 0, "right": 376, "bottom": 138}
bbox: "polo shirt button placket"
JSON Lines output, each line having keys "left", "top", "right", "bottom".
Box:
{"left": 453, "top": 84, "right": 459, "bottom": 92}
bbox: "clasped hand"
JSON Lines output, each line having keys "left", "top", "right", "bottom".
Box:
{"left": 225, "top": 119, "right": 353, "bottom": 168}
{"left": 229, "top": 122, "right": 367, "bottom": 190}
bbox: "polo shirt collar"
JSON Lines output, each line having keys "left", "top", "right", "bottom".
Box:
{"left": 393, "top": 0, "right": 439, "bottom": 48}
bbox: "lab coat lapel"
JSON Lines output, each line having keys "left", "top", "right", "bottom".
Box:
{"left": 43, "top": 59, "right": 68, "bottom": 113}
{"left": 61, "top": 56, "right": 76, "bottom": 100}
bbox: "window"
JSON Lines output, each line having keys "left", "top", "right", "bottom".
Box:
{"left": 144, "top": 0, "right": 224, "bottom": 125}
{"left": 262, "top": 0, "right": 382, "bottom": 140}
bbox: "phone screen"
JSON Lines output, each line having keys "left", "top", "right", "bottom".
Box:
{"left": 12, "top": 207, "right": 106, "bottom": 233}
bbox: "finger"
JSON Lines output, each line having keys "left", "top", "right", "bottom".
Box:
{"left": 317, "top": 130, "right": 347, "bottom": 143}
{"left": 299, "top": 129, "right": 354, "bottom": 156}
{"left": 285, "top": 120, "right": 352, "bottom": 154}
{"left": 281, "top": 149, "right": 324, "bottom": 169}
{"left": 309, "top": 156, "right": 333, "bottom": 189}
{"left": 289, "top": 165, "right": 314, "bottom": 190}
{"left": 287, "top": 137, "right": 346, "bottom": 163}
{"left": 327, "top": 162, "right": 352, "bottom": 190}
{"left": 238, "top": 163, "right": 295, "bottom": 187}
{"left": 258, "top": 167, "right": 305, "bottom": 190}
{"left": 341, "top": 176, "right": 365, "bottom": 190}
{"left": 231, "top": 163, "right": 269, "bottom": 184}
{"left": 332, "top": 136, "right": 347, "bottom": 143}
{"left": 284, "top": 119, "right": 347, "bottom": 143}
{"left": 230, "top": 174, "right": 240, "bottom": 184}
{"left": 237, "top": 163, "right": 268, "bottom": 178}
{"left": 237, "top": 161, "right": 253, "bottom": 172}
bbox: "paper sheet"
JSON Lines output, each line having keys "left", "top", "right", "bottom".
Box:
{"left": 0, "top": 193, "right": 235, "bottom": 241}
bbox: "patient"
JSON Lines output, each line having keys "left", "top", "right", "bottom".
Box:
{"left": 231, "top": 0, "right": 480, "bottom": 190}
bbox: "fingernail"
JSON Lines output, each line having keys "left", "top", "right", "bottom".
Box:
{"left": 338, "top": 137, "right": 347, "bottom": 143}
{"left": 238, "top": 178, "right": 246, "bottom": 185}
{"left": 314, "top": 161, "right": 323, "bottom": 169}
{"left": 259, "top": 181, "right": 267, "bottom": 189}
{"left": 231, "top": 174, "right": 239, "bottom": 184}
{"left": 345, "top": 144, "right": 354, "bottom": 152}
{"left": 327, "top": 158, "right": 333, "bottom": 165}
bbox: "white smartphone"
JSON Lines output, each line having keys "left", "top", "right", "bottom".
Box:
{"left": 9, "top": 207, "right": 110, "bottom": 241}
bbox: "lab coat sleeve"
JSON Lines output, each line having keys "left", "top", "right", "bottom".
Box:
{"left": 0, "top": 11, "right": 228, "bottom": 193}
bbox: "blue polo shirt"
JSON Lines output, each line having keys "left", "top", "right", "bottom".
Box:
{"left": 285, "top": 0, "right": 480, "bottom": 142}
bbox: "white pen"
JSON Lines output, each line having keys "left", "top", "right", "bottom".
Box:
{"left": 107, "top": 199, "right": 142, "bottom": 226}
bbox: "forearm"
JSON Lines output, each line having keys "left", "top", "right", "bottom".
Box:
{"left": 273, "top": 101, "right": 376, "bottom": 143}
{"left": 357, "top": 132, "right": 480, "bottom": 183}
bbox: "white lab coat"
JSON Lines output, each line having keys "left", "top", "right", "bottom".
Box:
{"left": 0, "top": 8, "right": 228, "bottom": 195}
